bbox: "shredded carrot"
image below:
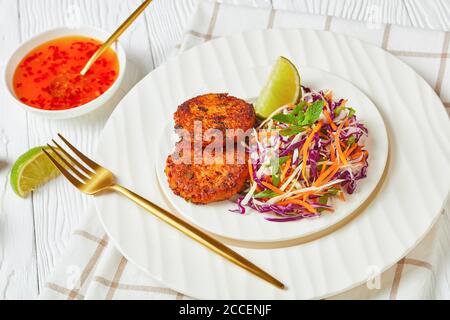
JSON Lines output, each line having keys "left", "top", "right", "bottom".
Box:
{"left": 330, "top": 140, "right": 336, "bottom": 161}
{"left": 314, "top": 163, "right": 338, "bottom": 187}
{"left": 339, "top": 191, "right": 346, "bottom": 201}
{"left": 261, "top": 181, "right": 284, "bottom": 195}
{"left": 351, "top": 148, "right": 366, "bottom": 160}
{"left": 351, "top": 153, "right": 361, "bottom": 160}
{"left": 335, "top": 121, "right": 348, "bottom": 165}
{"left": 248, "top": 160, "right": 262, "bottom": 192}
{"left": 301, "top": 121, "right": 323, "bottom": 185}
{"left": 319, "top": 163, "right": 328, "bottom": 176}
{"left": 320, "top": 165, "right": 340, "bottom": 186}
{"left": 277, "top": 199, "right": 316, "bottom": 214}
{"left": 323, "top": 109, "right": 337, "bottom": 130}
{"left": 280, "top": 158, "right": 291, "bottom": 182}
{"left": 302, "top": 191, "right": 311, "bottom": 201}
{"left": 345, "top": 144, "right": 358, "bottom": 157}
{"left": 344, "top": 144, "right": 350, "bottom": 155}
{"left": 248, "top": 160, "right": 254, "bottom": 182}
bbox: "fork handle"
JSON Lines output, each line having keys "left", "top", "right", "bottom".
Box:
{"left": 110, "top": 184, "right": 285, "bottom": 290}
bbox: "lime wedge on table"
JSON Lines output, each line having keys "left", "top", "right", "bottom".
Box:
{"left": 10, "top": 146, "right": 60, "bottom": 197}
{"left": 254, "top": 56, "right": 302, "bottom": 119}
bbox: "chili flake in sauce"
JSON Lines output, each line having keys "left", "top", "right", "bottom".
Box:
{"left": 13, "top": 36, "right": 119, "bottom": 110}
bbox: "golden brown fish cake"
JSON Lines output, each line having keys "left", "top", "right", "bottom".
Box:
{"left": 165, "top": 146, "right": 248, "bottom": 204}
{"left": 174, "top": 93, "right": 255, "bottom": 146}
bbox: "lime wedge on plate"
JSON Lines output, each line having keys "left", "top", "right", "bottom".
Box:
{"left": 10, "top": 146, "right": 60, "bottom": 197}
{"left": 254, "top": 56, "right": 302, "bottom": 119}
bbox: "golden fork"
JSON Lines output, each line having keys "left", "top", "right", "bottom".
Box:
{"left": 43, "top": 134, "right": 285, "bottom": 290}
{"left": 80, "top": 0, "right": 153, "bottom": 75}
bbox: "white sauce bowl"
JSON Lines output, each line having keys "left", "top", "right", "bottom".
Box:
{"left": 4, "top": 26, "right": 127, "bottom": 119}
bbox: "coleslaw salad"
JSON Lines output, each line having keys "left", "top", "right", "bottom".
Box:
{"left": 233, "top": 86, "right": 369, "bottom": 222}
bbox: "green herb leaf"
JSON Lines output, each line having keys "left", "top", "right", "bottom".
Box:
{"left": 334, "top": 106, "right": 345, "bottom": 117}
{"left": 280, "top": 125, "right": 307, "bottom": 137}
{"left": 291, "top": 101, "right": 306, "bottom": 116}
{"left": 296, "top": 112, "right": 305, "bottom": 124}
{"left": 317, "top": 195, "right": 329, "bottom": 213}
{"left": 271, "top": 158, "right": 281, "bottom": 187}
{"left": 278, "top": 156, "right": 290, "bottom": 165}
{"left": 335, "top": 106, "right": 356, "bottom": 118}
{"left": 319, "top": 195, "right": 329, "bottom": 205}
{"left": 272, "top": 113, "right": 298, "bottom": 125}
{"left": 254, "top": 190, "right": 279, "bottom": 199}
{"left": 301, "top": 100, "right": 324, "bottom": 126}
{"left": 317, "top": 164, "right": 325, "bottom": 173}
{"left": 327, "top": 187, "right": 340, "bottom": 196}
{"left": 272, "top": 175, "right": 280, "bottom": 187}
{"left": 275, "top": 156, "right": 290, "bottom": 185}
{"left": 292, "top": 101, "right": 306, "bottom": 123}
{"left": 347, "top": 107, "right": 356, "bottom": 118}
{"left": 347, "top": 135, "right": 356, "bottom": 146}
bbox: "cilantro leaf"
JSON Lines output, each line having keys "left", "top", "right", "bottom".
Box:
{"left": 271, "top": 156, "right": 290, "bottom": 185}
{"left": 270, "top": 158, "right": 280, "bottom": 187}
{"left": 280, "top": 125, "right": 307, "bottom": 137}
{"left": 334, "top": 106, "right": 356, "bottom": 118}
{"left": 276, "top": 100, "right": 323, "bottom": 136}
{"left": 291, "top": 101, "right": 306, "bottom": 116}
{"left": 301, "top": 100, "right": 324, "bottom": 126}
{"left": 272, "top": 113, "right": 298, "bottom": 125}
{"left": 347, "top": 107, "right": 356, "bottom": 118}
{"left": 317, "top": 195, "right": 329, "bottom": 213}
{"left": 272, "top": 175, "right": 280, "bottom": 187}
{"left": 254, "top": 190, "right": 279, "bottom": 199}
{"left": 273, "top": 101, "right": 308, "bottom": 125}
{"left": 278, "top": 156, "right": 290, "bottom": 165}
{"left": 347, "top": 135, "right": 356, "bottom": 146}
{"left": 327, "top": 187, "right": 340, "bottom": 196}
{"left": 296, "top": 112, "right": 305, "bottom": 124}
{"left": 334, "top": 106, "right": 345, "bottom": 117}
{"left": 319, "top": 195, "right": 329, "bottom": 205}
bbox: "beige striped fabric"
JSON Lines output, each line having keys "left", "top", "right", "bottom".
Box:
{"left": 40, "top": 1, "right": 450, "bottom": 300}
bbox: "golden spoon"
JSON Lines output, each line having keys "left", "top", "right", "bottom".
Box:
{"left": 80, "top": 0, "right": 152, "bottom": 76}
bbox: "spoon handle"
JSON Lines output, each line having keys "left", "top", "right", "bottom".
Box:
{"left": 80, "top": 0, "right": 153, "bottom": 75}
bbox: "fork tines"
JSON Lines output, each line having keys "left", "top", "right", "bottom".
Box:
{"left": 42, "top": 134, "right": 97, "bottom": 186}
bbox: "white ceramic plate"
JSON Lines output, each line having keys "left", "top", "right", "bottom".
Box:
{"left": 155, "top": 66, "right": 388, "bottom": 243}
{"left": 94, "top": 29, "right": 450, "bottom": 299}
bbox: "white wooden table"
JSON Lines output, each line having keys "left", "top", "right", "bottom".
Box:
{"left": 0, "top": 0, "right": 449, "bottom": 300}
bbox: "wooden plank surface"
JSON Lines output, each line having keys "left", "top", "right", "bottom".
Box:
{"left": 273, "top": 0, "right": 450, "bottom": 30}
{"left": 0, "top": 0, "right": 449, "bottom": 299}
{"left": 0, "top": 0, "right": 38, "bottom": 300}
{"left": 19, "top": 0, "right": 155, "bottom": 296}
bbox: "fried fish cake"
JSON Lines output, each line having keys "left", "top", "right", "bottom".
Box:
{"left": 165, "top": 147, "right": 248, "bottom": 204}
{"left": 174, "top": 93, "right": 255, "bottom": 146}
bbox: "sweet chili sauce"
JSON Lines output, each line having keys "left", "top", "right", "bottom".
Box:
{"left": 13, "top": 36, "right": 119, "bottom": 110}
